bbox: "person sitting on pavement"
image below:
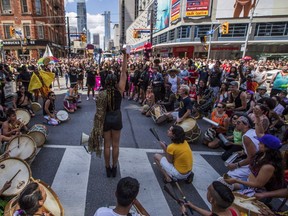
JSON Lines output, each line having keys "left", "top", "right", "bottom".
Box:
{"left": 254, "top": 85, "right": 269, "bottom": 102}
{"left": 227, "top": 81, "right": 247, "bottom": 112}
{"left": 141, "top": 86, "right": 155, "bottom": 116}
{"left": 224, "top": 107, "right": 285, "bottom": 197}
{"left": 43, "top": 91, "right": 60, "bottom": 126}
{"left": 2, "top": 108, "right": 28, "bottom": 137}
{"left": 13, "top": 85, "right": 35, "bottom": 117}
{"left": 63, "top": 84, "right": 79, "bottom": 113}
{"left": 180, "top": 181, "right": 239, "bottom": 216}
{"left": 203, "top": 102, "right": 229, "bottom": 149}
{"left": 94, "top": 177, "right": 150, "bottom": 216}
{"left": 158, "top": 82, "right": 176, "bottom": 112}
{"left": 12, "top": 182, "right": 51, "bottom": 216}
{"left": 154, "top": 125, "right": 193, "bottom": 184}
{"left": 165, "top": 67, "right": 180, "bottom": 95}
{"left": 218, "top": 115, "right": 259, "bottom": 186}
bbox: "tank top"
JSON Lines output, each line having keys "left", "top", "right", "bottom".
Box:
{"left": 273, "top": 72, "right": 288, "bottom": 90}
{"left": 230, "top": 91, "right": 243, "bottom": 109}
{"left": 43, "top": 99, "right": 55, "bottom": 116}
{"left": 242, "top": 129, "right": 259, "bottom": 159}
{"left": 168, "top": 75, "right": 178, "bottom": 93}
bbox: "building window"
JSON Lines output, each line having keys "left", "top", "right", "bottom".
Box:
{"left": 4, "top": 23, "right": 13, "bottom": 39}
{"left": 37, "top": 25, "right": 44, "bottom": 39}
{"left": 195, "top": 25, "right": 210, "bottom": 38}
{"left": 23, "top": 23, "right": 30, "bottom": 37}
{"left": 219, "top": 24, "right": 247, "bottom": 38}
{"left": 152, "top": 36, "right": 157, "bottom": 45}
{"left": 177, "top": 26, "right": 190, "bottom": 39}
{"left": 169, "top": 29, "right": 175, "bottom": 41}
{"left": 1, "top": 0, "right": 11, "bottom": 11}
{"left": 159, "top": 33, "right": 167, "bottom": 44}
{"left": 21, "top": 0, "right": 28, "bottom": 13}
{"left": 35, "top": 0, "right": 42, "bottom": 15}
{"left": 255, "top": 22, "right": 288, "bottom": 37}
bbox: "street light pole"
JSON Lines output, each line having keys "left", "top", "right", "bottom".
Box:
{"left": 242, "top": 8, "right": 255, "bottom": 58}
{"left": 150, "top": 8, "right": 153, "bottom": 45}
{"left": 66, "top": 16, "right": 71, "bottom": 60}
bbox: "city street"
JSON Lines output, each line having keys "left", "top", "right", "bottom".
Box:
{"left": 13, "top": 76, "right": 286, "bottom": 216}
{"left": 27, "top": 77, "right": 227, "bottom": 216}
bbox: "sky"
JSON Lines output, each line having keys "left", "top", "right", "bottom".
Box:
{"left": 64, "top": 0, "right": 119, "bottom": 47}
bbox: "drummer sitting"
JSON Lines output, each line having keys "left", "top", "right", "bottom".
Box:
{"left": 43, "top": 91, "right": 60, "bottom": 126}
{"left": 141, "top": 86, "right": 155, "bottom": 116}
{"left": 13, "top": 85, "right": 35, "bottom": 117}
{"left": 154, "top": 125, "right": 194, "bottom": 184}
{"left": 158, "top": 82, "right": 176, "bottom": 112}
{"left": 63, "top": 84, "right": 79, "bottom": 113}
{"left": 2, "top": 108, "right": 28, "bottom": 137}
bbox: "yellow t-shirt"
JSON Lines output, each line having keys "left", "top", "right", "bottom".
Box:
{"left": 167, "top": 140, "right": 193, "bottom": 174}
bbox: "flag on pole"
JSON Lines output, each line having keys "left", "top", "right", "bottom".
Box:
{"left": 42, "top": 45, "right": 54, "bottom": 57}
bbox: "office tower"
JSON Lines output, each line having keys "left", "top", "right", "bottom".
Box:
{"left": 77, "top": 0, "right": 87, "bottom": 33}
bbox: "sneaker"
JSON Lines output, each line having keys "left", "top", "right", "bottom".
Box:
{"left": 93, "top": 97, "right": 96, "bottom": 100}
{"left": 185, "top": 172, "right": 194, "bottom": 184}
{"left": 86, "top": 97, "right": 89, "bottom": 101}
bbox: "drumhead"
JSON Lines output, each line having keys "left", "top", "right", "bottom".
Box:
{"left": 28, "top": 124, "right": 48, "bottom": 147}
{"left": 31, "top": 102, "right": 42, "bottom": 112}
{"left": 15, "top": 109, "right": 31, "bottom": 125}
{"left": 177, "top": 118, "right": 197, "bottom": 132}
{"left": 232, "top": 193, "right": 260, "bottom": 215}
{"left": 38, "top": 180, "right": 64, "bottom": 216}
{"left": 7, "top": 135, "right": 37, "bottom": 161}
{"left": 56, "top": 110, "right": 69, "bottom": 121}
{"left": 0, "top": 158, "right": 31, "bottom": 196}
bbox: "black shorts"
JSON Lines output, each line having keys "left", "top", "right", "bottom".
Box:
{"left": 103, "top": 110, "right": 123, "bottom": 131}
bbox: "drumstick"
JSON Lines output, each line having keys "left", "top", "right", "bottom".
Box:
{"left": 174, "top": 181, "right": 194, "bottom": 215}
{"left": 240, "top": 197, "right": 256, "bottom": 203}
{"left": 8, "top": 169, "right": 21, "bottom": 183}
{"left": 18, "top": 135, "right": 20, "bottom": 148}
{"left": 164, "top": 185, "right": 183, "bottom": 204}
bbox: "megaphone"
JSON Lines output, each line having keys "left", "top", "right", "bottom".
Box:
{"left": 80, "top": 132, "right": 90, "bottom": 153}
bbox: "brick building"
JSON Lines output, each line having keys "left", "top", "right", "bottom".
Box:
{"left": 0, "top": 0, "right": 66, "bottom": 60}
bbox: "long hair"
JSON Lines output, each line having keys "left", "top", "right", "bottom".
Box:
{"left": 105, "top": 73, "right": 118, "bottom": 111}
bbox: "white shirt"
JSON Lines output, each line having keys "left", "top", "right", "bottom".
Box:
{"left": 94, "top": 207, "right": 140, "bottom": 216}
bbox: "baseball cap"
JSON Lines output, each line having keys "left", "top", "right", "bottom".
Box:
{"left": 257, "top": 134, "right": 281, "bottom": 150}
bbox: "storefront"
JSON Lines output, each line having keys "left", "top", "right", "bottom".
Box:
{"left": 172, "top": 46, "right": 194, "bottom": 58}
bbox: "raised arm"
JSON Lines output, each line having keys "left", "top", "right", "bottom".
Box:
{"left": 118, "top": 53, "right": 128, "bottom": 94}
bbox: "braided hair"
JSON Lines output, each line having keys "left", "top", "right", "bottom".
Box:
{"left": 105, "top": 73, "right": 118, "bottom": 111}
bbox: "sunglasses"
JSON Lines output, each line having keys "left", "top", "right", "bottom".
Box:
{"left": 232, "top": 116, "right": 238, "bottom": 120}
{"left": 217, "top": 106, "right": 224, "bottom": 108}
{"left": 51, "top": 95, "right": 56, "bottom": 97}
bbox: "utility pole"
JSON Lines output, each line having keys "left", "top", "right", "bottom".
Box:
{"left": 242, "top": 7, "right": 255, "bottom": 58}
{"left": 150, "top": 8, "right": 153, "bottom": 45}
{"left": 67, "top": 16, "right": 71, "bottom": 60}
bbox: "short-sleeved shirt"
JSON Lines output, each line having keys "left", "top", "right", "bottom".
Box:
{"left": 178, "top": 96, "right": 192, "bottom": 118}
{"left": 94, "top": 207, "right": 140, "bottom": 216}
{"left": 166, "top": 140, "right": 193, "bottom": 174}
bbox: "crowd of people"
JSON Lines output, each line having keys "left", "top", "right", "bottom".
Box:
{"left": 0, "top": 53, "right": 288, "bottom": 215}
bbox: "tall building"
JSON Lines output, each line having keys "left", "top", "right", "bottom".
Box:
{"left": 0, "top": 0, "right": 66, "bottom": 59}
{"left": 103, "top": 11, "right": 111, "bottom": 50}
{"left": 77, "top": 0, "right": 87, "bottom": 34}
{"left": 127, "top": 0, "right": 288, "bottom": 59}
{"left": 93, "top": 34, "right": 100, "bottom": 48}
{"left": 119, "top": 0, "right": 139, "bottom": 46}
{"left": 113, "top": 24, "right": 120, "bottom": 50}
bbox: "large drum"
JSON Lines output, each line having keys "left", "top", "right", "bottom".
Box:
{"left": 15, "top": 108, "right": 31, "bottom": 125}
{"left": 150, "top": 105, "right": 167, "bottom": 124}
{"left": 6, "top": 135, "right": 37, "bottom": 164}
{"left": 0, "top": 158, "right": 31, "bottom": 197}
{"left": 232, "top": 193, "right": 275, "bottom": 216}
{"left": 56, "top": 110, "right": 69, "bottom": 122}
{"left": 4, "top": 179, "right": 64, "bottom": 216}
{"left": 28, "top": 124, "right": 48, "bottom": 147}
{"left": 31, "top": 102, "right": 42, "bottom": 113}
{"left": 177, "top": 118, "right": 201, "bottom": 143}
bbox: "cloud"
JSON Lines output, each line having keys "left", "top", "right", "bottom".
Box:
{"left": 66, "top": 12, "right": 105, "bottom": 47}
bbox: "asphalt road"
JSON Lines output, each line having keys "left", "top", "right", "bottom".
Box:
{"left": 7, "top": 77, "right": 287, "bottom": 216}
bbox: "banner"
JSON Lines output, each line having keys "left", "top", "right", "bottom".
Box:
{"left": 185, "top": 0, "right": 211, "bottom": 18}
{"left": 171, "top": 0, "right": 181, "bottom": 25}
{"left": 155, "top": 0, "right": 170, "bottom": 32}
{"left": 216, "top": 0, "right": 288, "bottom": 19}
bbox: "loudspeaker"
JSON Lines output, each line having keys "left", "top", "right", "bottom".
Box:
{"left": 80, "top": 132, "right": 89, "bottom": 153}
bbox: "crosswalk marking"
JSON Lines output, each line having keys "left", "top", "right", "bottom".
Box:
{"left": 37, "top": 145, "right": 222, "bottom": 215}
{"left": 50, "top": 147, "right": 91, "bottom": 216}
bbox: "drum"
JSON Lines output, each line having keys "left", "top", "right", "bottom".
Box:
{"left": 6, "top": 135, "right": 37, "bottom": 164}
{"left": 4, "top": 179, "right": 64, "bottom": 216}
{"left": 31, "top": 102, "right": 42, "bottom": 112}
{"left": 15, "top": 108, "right": 31, "bottom": 125}
{"left": 177, "top": 118, "right": 201, "bottom": 143}
{"left": 150, "top": 105, "right": 167, "bottom": 124}
{"left": 28, "top": 124, "right": 48, "bottom": 147}
{"left": 232, "top": 193, "right": 274, "bottom": 216}
{"left": 0, "top": 157, "right": 31, "bottom": 197}
{"left": 56, "top": 110, "right": 69, "bottom": 122}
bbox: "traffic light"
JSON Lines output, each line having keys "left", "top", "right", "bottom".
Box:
{"left": 221, "top": 22, "right": 229, "bottom": 35}
{"left": 133, "top": 30, "right": 140, "bottom": 39}
{"left": 200, "top": 36, "right": 207, "bottom": 44}
{"left": 9, "top": 26, "right": 15, "bottom": 37}
{"left": 80, "top": 34, "right": 87, "bottom": 42}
